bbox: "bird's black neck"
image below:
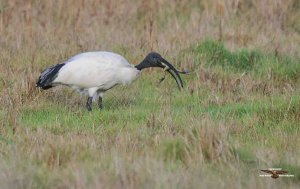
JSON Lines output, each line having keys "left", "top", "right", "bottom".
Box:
{"left": 135, "top": 59, "right": 150, "bottom": 71}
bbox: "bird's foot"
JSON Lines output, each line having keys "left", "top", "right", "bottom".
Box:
{"left": 86, "top": 105, "right": 92, "bottom": 111}
{"left": 86, "top": 97, "right": 93, "bottom": 111}
{"left": 98, "top": 96, "right": 103, "bottom": 110}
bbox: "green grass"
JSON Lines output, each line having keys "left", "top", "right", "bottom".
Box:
{"left": 188, "top": 40, "right": 300, "bottom": 82}
{"left": 1, "top": 0, "right": 300, "bottom": 187}
{"left": 1, "top": 39, "right": 300, "bottom": 188}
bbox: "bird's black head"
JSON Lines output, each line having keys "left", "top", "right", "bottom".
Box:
{"left": 135, "top": 52, "right": 189, "bottom": 90}
{"left": 144, "top": 52, "right": 164, "bottom": 67}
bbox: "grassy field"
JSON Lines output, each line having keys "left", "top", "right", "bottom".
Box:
{"left": 0, "top": 0, "right": 300, "bottom": 188}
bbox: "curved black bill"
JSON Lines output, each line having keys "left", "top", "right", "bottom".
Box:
{"left": 161, "top": 59, "right": 188, "bottom": 90}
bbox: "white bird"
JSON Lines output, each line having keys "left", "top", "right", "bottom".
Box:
{"left": 36, "top": 51, "right": 188, "bottom": 111}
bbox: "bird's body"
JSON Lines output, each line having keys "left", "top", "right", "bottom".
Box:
{"left": 50, "top": 52, "right": 140, "bottom": 98}
{"left": 37, "top": 51, "right": 188, "bottom": 111}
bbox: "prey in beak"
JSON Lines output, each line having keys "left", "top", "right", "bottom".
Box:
{"left": 159, "top": 58, "right": 189, "bottom": 90}
{"left": 135, "top": 52, "right": 189, "bottom": 90}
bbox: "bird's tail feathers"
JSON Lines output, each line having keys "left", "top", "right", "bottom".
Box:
{"left": 36, "top": 63, "right": 65, "bottom": 90}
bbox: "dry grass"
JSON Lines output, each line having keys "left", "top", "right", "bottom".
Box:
{"left": 0, "top": 0, "right": 300, "bottom": 188}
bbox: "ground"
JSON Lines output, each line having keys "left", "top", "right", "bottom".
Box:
{"left": 0, "top": 1, "right": 300, "bottom": 188}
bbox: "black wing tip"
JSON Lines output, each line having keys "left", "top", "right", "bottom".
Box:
{"left": 36, "top": 63, "right": 65, "bottom": 90}
{"left": 36, "top": 82, "right": 53, "bottom": 90}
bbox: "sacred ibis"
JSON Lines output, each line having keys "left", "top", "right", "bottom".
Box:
{"left": 36, "top": 52, "right": 188, "bottom": 111}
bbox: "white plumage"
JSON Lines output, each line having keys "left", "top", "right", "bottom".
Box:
{"left": 37, "top": 51, "right": 188, "bottom": 111}
{"left": 54, "top": 52, "right": 140, "bottom": 98}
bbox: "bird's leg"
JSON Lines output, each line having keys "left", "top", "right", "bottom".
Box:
{"left": 86, "top": 97, "right": 93, "bottom": 111}
{"left": 98, "top": 96, "right": 103, "bottom": 110}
